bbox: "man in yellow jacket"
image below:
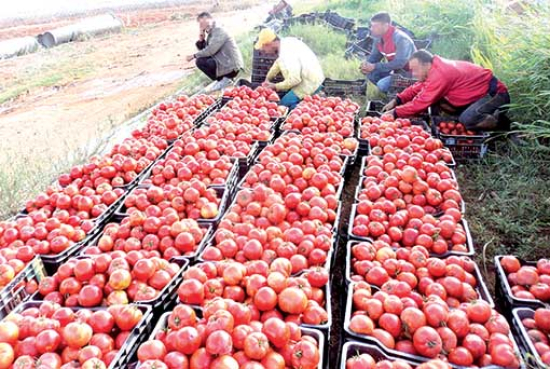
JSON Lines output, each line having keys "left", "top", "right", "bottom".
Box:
{"left": 255, "top": 28, "right": 325, "bottom": 109}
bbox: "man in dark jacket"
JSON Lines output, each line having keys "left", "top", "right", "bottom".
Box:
{"left": 361, "top": 12, "right": 416, "bottom": 93}
{"left": 186, "top": 12, "right": 244, "bottom": 88}
{"left": 383, "top": 50, "right": 510, "bottom": 131}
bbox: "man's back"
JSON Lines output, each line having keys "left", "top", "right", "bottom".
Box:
{"left": 279, "top": 37, "right": 324, "bottom": 83}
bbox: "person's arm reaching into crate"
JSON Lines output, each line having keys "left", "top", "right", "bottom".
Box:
{"left": 271, "top": 59, "right": 302, "bottom": 92}
{"left": 264, "top": 60, "right": 282, "bottom": 89}
{"left": 383, "top": 49, "right": 510, "bottom": 131}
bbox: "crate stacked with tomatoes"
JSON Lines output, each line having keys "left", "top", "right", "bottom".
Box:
{"left": 131, "top": 94, "right": 218, "bottom": 143}
{"left": 341, "top": 112, "right": 525, "bottom": 368}
{"left": 205, "top": 85, "right": 288, "bottom": 150}
{"left": 431, "top": 116, "right": 490, "bottom": 162}
{"left": 495, "top": 255, "right": 550, "bottom": 367}
{"left": 0, "top": 300, "right": 154, "bottom": 369}
{"left": 137, "top": 300, "right": 325, "bottom": 369}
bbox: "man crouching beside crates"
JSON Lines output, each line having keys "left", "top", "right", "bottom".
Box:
{"left": 382, "top": 50, "right": 511, "bottom": 131}
{"left": 361, "top": 12, "right": 416, "bottom": 94}
{"left": 255, "top": 28, "right": 325, "bottom": 109}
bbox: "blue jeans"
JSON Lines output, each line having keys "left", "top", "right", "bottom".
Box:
{"left": 280, "top": 86, "right": 322, "bottom": 109}
{"left": 368, "top": 70, "right": 412, "bottom": 94}
{"left": 368, "top": 69, "right": 392, "bottom": 93}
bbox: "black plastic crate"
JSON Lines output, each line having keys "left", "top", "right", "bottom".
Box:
{"left": 512, "top": 307, "right": 548, "bottom": 369}
{"left": 277, "top": 130, "right": 359, "bottom": 167}
{"left": 323, "top": 11, "right": 355, "bottom": 30}
{"left": 6, "top": 301, "right": 154, "bottom": 369}
{"left": 347, "top": 204, "right": 475, "bottom": 257}
{"left": 323, "top": 78, "right": 365, "bottom": 97}
{"left": 0, "top": 257, "right": 46, "bottom": 320}
{"left": 251, "top": 48, "right": 283, "bottom": 84}
{"left": 39, "top": 220, "right": 107, "bottom": 275}
{"left": 115, "top": 183, "right": 231, "bottom": 227}
{"left": 387, "top": 74, "right": 417, "bottom": 98}
{"left": 494, "top": 255, "right": 546, "bottom": 318}
{"left": 140, "top": 309, "right": 326, "bottom": 369}
{"left": 82, "top": 219, "right": 214, "bottom": 262}
{"left": 340, "top": 341, "right": 426, "bottom": 368}
{"left": 192, "top": 97, "right": 223, "bottom": 126}
{"left": 139, "top": 149, "right": 240, "bottom": 194}
{"left": 431, "top": 116, "right": 490, "bottom": 162}
{"left": 343, "top": 282, "right": 523, "bottom": 368}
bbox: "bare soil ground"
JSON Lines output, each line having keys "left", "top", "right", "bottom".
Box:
{"left": 0, "top": 1, "right": 267, "bottom": 162}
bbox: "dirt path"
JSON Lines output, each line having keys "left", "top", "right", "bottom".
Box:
{"left": 0, "top": 2, "right": 268, "bottom": 163}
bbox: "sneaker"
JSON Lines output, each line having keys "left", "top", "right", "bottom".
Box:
{"left": 206, "top": 77, "right": 233, "bottom": 93}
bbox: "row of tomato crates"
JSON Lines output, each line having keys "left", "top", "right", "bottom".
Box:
{"left": 0, "top": 142, "right": 259, "bottom": 318}
{"left": 364, "top": 100, "right": 489, "bottom": 162}
{"left": 342, "top": 110, "right": 529, "bottom": 367}
{"left": 0, "top": 94, "right": 282, "bottom": 319}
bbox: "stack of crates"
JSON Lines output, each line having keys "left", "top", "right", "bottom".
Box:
{"left": 251, "top": 47, "right": 283, "bottom": 84}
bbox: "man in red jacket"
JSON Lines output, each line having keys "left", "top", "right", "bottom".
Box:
{"left": 383, "top": 50, "right": 510, "bottom": 131}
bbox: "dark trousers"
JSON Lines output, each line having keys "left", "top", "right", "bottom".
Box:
{"left": 459, "top": 92, "right": 511, "bottom": 130}
{"left": 195, "top": 57, "right": 238, "bottom": 81}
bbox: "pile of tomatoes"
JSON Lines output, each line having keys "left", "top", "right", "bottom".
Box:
{"left": 437, "top": 121, "right": 478, "bottom": 136}
{"left": 348, "top": 283, "right": 520, "bottom": 367}
{"left": 132, "top": 94, "right": 217, "bottom": 141}
{"left": 0, "top": 301, "right": 145, "bottom": 369}
{"left": 518, "top": 307, "right": 550, "bottom": 365}
{"left": 348, "top": 241, "right": 487, "bottom": 303}
{"left": 177, "top": 261, "right": 330, "bottom": 326}
{"left": 120, "top": 181, "right": 223, "bottom": 221}
{"left": 357, "top": 155, "right": 463, "bottom": 217}
{"left": 36, "top": 252, "right": 185, "bottom": 306}
{"left": 499, "top": 255, "right": 550, "bottom": 302}
{"left": 59, "top": 137, "right": 168, "bottom": 189}
{"left": 351, "top": 199, "right": 469, "bottom": 255}
{"left": 140, "top": 151, "right": 236, "bottom": 188}
{"left": 217, "top": 97, "right": 286, "bottom": 120}
{"left": 223, "top": 85, "right": 280, "bottom": 102}
{"left": 282, "top": 96, "right": 359, "bottom": 137}
{"left": 137, "top": 301, "right": 321, "bottom": 369}
{"left": 200, "top": 186, "right": 337, "bottom": 274}
{"left": 360, "top": 116, "right": 454, "bottom": 166}
{"left": 175, "top": 128, "right": 256, "bottom": 161}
